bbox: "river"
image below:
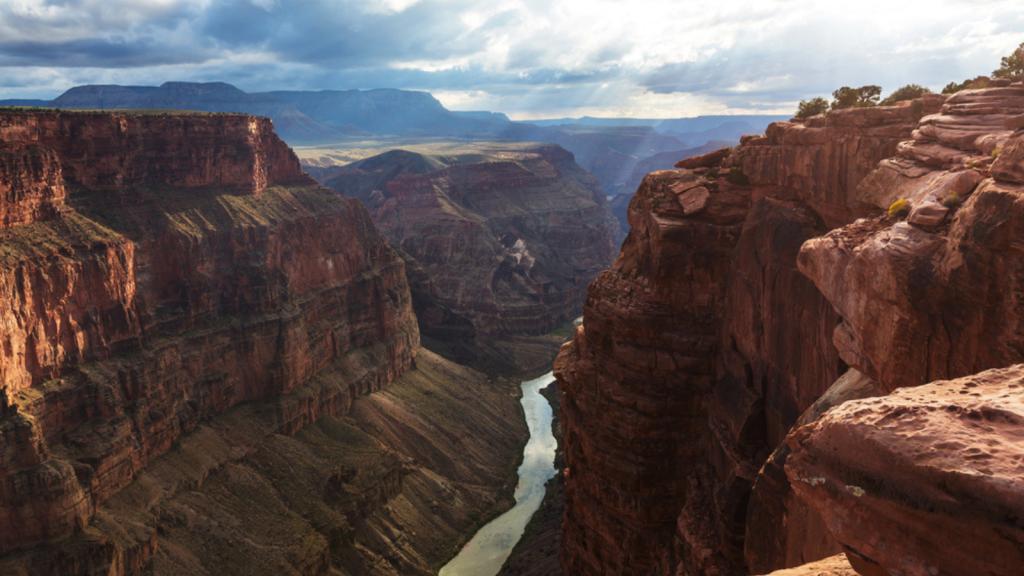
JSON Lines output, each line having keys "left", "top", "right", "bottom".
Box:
{"left": 438, "top": 371, "right": 558, "bottom": 576}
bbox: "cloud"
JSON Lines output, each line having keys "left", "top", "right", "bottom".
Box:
{"left": 0, "top": 0, "right": 1022, "bottom": 117}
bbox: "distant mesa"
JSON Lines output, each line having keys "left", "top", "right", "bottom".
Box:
{"left": 9, "top": 81, "right": 785, "bottom": 198}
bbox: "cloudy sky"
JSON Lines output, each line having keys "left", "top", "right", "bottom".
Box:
{"left": 0, "top": 0, "right": 1021, "bottom": 119}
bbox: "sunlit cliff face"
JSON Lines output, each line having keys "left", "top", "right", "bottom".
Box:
{"left": 0, "top": 0, "right": 1021, "bottom": 118}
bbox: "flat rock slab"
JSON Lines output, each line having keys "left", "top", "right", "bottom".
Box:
{"left": 755, "top": 554, "right": 857, "bottom": 576}
{"left": 786, "top": 364, "right": 1024, "bottom": 576}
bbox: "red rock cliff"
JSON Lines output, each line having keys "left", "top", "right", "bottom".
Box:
{"left": 556, "top": 97, "right": 934, "bottom": 575}
{"left": 0, "top": 111, "right": 418, "bottom": 562}
{"left": 0, "top": 111, "right": 310, "bottom": 195}
{"left": 772, "top": 83, "right": 1024, "bottom": 576}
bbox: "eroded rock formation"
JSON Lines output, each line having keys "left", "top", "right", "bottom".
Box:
{"left": 555, "top": 85, "right": 1024, "bottom": 576}
{"left": 786, "top": 365, "right": 1024, "bottom": 576}
{"left": 318, "top": 145, "right": 617, "bottom": 337}
{"left": 0, "top": 110, "right": 420, "bottom": 571}
{"left": 556, "top": 170, "right": 752, "bottom": 576}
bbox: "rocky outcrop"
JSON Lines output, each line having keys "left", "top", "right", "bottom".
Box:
{"left": 675, "top": 147, "right": 732, "bottom": 170}
{"left": 800, "top": 85, "right": 1024, "bottom": 393}
{"left": 786, "top": 365, "right": 1024, "bottom": 576}
{"left": 556, "top": 95, "right": 941, "bottom": 576}
{"left": 319, "top": 145, "right": 617, "bottom": 337}
{"left": 0, "top": 110, "right": 419, "bottom": 567}
{"left": 743, "top": 99, "right": 940, "bottom": 228}
{"left": 556, "top": 170, "right": 752, "bottom": 576}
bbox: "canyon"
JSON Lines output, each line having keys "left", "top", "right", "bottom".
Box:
{"left": 0, "top": 109, "right": 571, "bottom": 575}
{"left": 313, "top": 144, "right": 618, "bottom": 338}
{"left": 555, "top": 82, "right": 1024, "bottom": 576}
{"left": 4, "top": 79, "right": 1024, "bottom": 576}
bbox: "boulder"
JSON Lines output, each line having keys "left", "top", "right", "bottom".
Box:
{"left": 787, "top": 365, "right": 1024, "bottom": 576}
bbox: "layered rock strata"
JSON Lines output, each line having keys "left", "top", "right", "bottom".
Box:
{"left": 0, "top": 348, "right": 526, "bottom": 576}
{"left": 0, "top": 110, "right": 419, "bottom": 568}
{"left": 556, "top": 94, "right": 943, "bottom": 576}
{"left": 319, "top": 145, "right": 617, "bottom": 337}
{"left": 556, "top": 170, "right": 752, "bottom": 576}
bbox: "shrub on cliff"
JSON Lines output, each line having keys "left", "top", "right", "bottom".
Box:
{"left": 943, "top": 79, "right": 971, "bottom": 94}
{"left": 726, "top": 165, "right": 749, "bottom": 185}
{"left": 943, "top": 76, "right": 992, "bottom": 94}
{"left": 880, "top": 84, "right": 932, "bottom": 106}
{"left": 795, "top": 97, "right": 829, "bottom": 118}
{"left": 993, "top": 42, "right": 1023, "bottom": 80}
{"left": 888, "top": 199, "right": 910, "bottom": 218}
{"left": 831, "top": 85, "right": 882, "bottom": 111}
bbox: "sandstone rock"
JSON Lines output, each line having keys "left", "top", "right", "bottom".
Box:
{"left": 690, "top": 197, "right": 846, "bottom": 573}
{"left": 800, "top": 176, "right": 1024, "bottom": 392}
{"left": 744, "top": 104, "right": 924, "bottom": 228}
{"left": 675, "top": 147, "right": 731, "bottom": 169}
{"left": 744, "top": 370, "right": 883, "bottom": 574}
{"left": 676, "top": 185, "right": 710, "bottom": 214}
{"left": 786, "top": 365, "right": 1024, "bottom": 576}
{"left": 992, "top": 131, "right": 1024, "bottom": 184}
{"left": 1004, "top": 114, "right": 1024, "bottom": 129}
{"left": 755, "top": 554, "right": 856, "bottom": 576}
{"left": 906, "top": 198, "right": 948, "bottom": 226}
{"left": 556, "top": 170, "right": 752, "bottom": 576}
{"left": 857, "top": 166, "right": 981, "bottom": 214}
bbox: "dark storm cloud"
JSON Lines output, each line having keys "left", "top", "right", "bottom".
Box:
{"left": 0, "top": 36, "right": 209, "bottom": 67}
{"left": 197, "top": 0, "right": 502, "bottom": 67}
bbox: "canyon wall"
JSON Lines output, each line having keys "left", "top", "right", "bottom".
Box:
{"left": 553, "top": 86, "right": 1024, "bottom": 575}
{"left": 0, "top": 110, "right": 421, "bottom": 571}
{"left": 319, "top": 145, "right": 617, "bottom": 337}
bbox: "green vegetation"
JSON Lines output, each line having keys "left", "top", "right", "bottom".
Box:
{"left": 726, "top": 165, "right": 749, "bottom": 186}
{"left": 888, "top": 199, "right": 910, "bottom": 218}
{"left": 943, "top": 79, "right": 972, "bottom": 94}
{"left": 797, "top": 42, "right": 1022, "bottom": 112}
{"left": 940, "top": 192, "right": 961, "bottom": 209}
{"left": 831, "top": 85, "right": 882, "bottom": 110}
{"left": 880, "top": 84, "right": 932, "bottom": 106}
{"left": 795, "top": 97, "right": 830, "bottom": 118}
{"left": 794, "top": 84, "right": 895, "bottom": 118}
{"left": 943, "top": 76, "right": 991, "bottom": 94}
{"left": 992, "top": 148, "right": 1002, "bottom": 160}
{"left": 993, "top": 42, "right": 1024, "bottom": 80}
